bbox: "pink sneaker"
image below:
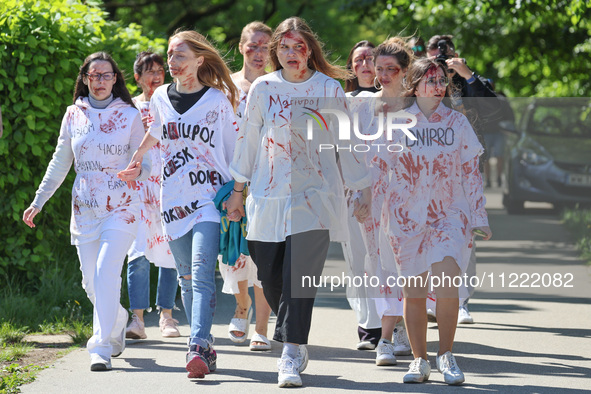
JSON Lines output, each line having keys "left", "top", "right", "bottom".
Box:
{"left": 126, "top": 314, "right": 147, "bottom": 339}
{"left": 160, "top": 313, "right": 181, "bottom": 338}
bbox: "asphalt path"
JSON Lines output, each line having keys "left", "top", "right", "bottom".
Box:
{"left": 21, "top": 188, "right": 591, "bottom": 393}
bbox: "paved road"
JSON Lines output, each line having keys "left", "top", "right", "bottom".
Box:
{"left": 21, "top": 188, "right": 591, "bottom": 393}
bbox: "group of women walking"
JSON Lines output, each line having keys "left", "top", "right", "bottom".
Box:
{"left": 23, "top": 16, "right": 491, "bottom": 388}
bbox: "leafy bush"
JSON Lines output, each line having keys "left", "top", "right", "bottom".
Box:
{"left": 0, "top": 0, "right": 166, "bottom": 282}
{"left": 563, "top": 207, "right": 591, "bottom": 265}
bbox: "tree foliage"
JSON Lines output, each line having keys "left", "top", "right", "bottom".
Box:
{"left": 345, "top": 0, "right": 591, "bottom": 97}
{"left": 0, "top": 0, "right": 165, "bottom": 282}
{"left": 105, "top": 0, "right": 590, "bottom": 97}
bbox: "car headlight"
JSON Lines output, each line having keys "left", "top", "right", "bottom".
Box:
{"left": 519, "top": 139, "right": 552, "bottom": 166}
{"left": 520, "top": 149, "right": 551, "bottom": 165}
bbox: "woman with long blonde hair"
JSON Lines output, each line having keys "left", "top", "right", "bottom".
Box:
{"left": 118, "top": 30, "right": 239, "bottom": 379}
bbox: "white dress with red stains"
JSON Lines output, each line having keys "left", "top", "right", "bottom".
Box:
{"left": 148, "top": 85, "right": 238, "bottom": 240}
{"left": 218, "top": 79, "right": 262, "bottom": 294}
{"left": 127, "top": 98, "right": 175, "bottom": 268}
{"left": 352, "top": 93, "right": 404, "bottom": 315}
{"left": 31, "top": 97, "right": 146, "bottom": 245}
{"left": 229, "top": 70, "right": 371, "bottom": 243}
{"left": 381, "top": 101, "right": 488, "bottom": 277}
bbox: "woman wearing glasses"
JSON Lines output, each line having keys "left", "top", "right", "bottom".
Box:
{"left": 382, "top": 57, "right": 491, "bottom": 384}
{"left": 23, "top": 52, "right": 149, "bottom": 371}
{"left": 124, "top": 51, "right": 181, "bottom": 341}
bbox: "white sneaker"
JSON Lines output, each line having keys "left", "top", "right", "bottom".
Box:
{"left": 90, "top": 353, "right": 111, "bottom": 371}
{"left": 357, "top": 340, "right": 376, "bottom": 350}
{"left": 375, "top": 339, "right": 397, "bottom": 366}
{"left": 160, "top": 313, "right": 181, "bottom": 337}
{"left": 126, "top": 314, "right": 147, "bottom": 339}
{"left": 458, "top": 305, "right": 474, "bottom": 324}
{"left": 427, "top": 308, "right": 437, "bottom": 322}
{"left": 111, "top": 324, "right": 126, "bottom": 357}
{"left": 296, "top": 345, "right": 308, "bottom": 373}
{"left": 403, "top": 357, "right": 430, "bottom": 383}
{"left": 277, "top": 357, "right": 302, "bottom": 387}
{"left": 393, "top": 326, "right": 412, "bottom": 356}
{"left": 437, "top": 351, "right": 465, "bottom": 385}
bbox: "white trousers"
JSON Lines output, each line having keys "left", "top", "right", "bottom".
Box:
{"left": 342, "top": 214, "right": 382, "bottom": 330}
{"left": 76, "top": 230, "right": 133, "bottom": 359}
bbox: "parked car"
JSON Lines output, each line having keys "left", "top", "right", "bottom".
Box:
{"left": 502, "top": 98, "right": 591, "bottom": 214}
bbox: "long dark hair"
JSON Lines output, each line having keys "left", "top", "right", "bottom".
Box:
{"left": 345, "top": 40, "right": 375, "bottom": 92}
{"left": 72, "top": 52, "right": 134, "bottom": 106}
{"left": 269, "top": 17, "right": 352, "bottom": 81}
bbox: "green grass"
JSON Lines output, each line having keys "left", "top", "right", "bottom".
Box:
{"left": 562, "top": 206, "right": 591, "bottom": 265}
{"left": 69, "top": 320, "right": 93, "bottom": 346}
{"left": 0, "top": 363, "right": 46, "bottom": 393}
{"left": 0, "top": 344, "right": 34, "bottom": 363}
{"left": 0, "top": 324, "right": 27, "bottom": 345}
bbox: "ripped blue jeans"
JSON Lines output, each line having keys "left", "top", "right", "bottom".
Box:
{"left": 168, "top": 221, "right": 219, "bottom": 348}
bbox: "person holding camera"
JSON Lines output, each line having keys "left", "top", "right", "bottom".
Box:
{"left": 426, "top": 35, "right": 497, "bottom": 102}
{"left": 426, "top": 35, "right": 500, "bottom": 325}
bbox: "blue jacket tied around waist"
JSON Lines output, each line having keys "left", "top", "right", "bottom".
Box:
{"left": 213, "top": 181, "right": 249, "bottom": 266}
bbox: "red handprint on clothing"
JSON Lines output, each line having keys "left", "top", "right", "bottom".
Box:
{"left": 399, "top": 153, "right": 424, "bottom": 186}
{"left": 427, "top": 199, "right": 446, "bottom": 222}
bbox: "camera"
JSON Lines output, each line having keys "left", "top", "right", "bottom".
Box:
{"left": 435, "top": 40, "right": 451, "bottom": 65}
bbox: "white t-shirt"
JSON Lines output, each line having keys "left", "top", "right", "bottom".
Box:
{"left": 230, "top": 77, "right": 248, "bottom": 127}
{"left": 32, "top": 97, "right": 146, "bottom": 245}
{"left": 127, "top": 98, "right": 175, "bottom": 267}
{"left": 229, "top": 70, "right": 371, "bottom": 242}
{"left": 148, "top": 85, "right": 238, "bottom": 241}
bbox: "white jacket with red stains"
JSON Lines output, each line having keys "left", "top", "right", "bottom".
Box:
{"left": 32, "top": 97, "right": 147, "bottom": 245}
{"left": 229, "top": 70, "right": 371, "bottom": 243}
{"left": 127, "top": 98, "right": 175, "bottom": 268}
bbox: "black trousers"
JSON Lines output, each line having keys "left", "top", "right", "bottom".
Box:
{"left": 248, "top": 230, "right": 330, "bottom": 344}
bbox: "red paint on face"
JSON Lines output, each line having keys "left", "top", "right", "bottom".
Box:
{"left": 138, "top": 64, "right": 164, "bottom": 99}
{"left": 85, "top": 60, "right": 116, "bottom": 101}
{"left": 375, "top": 56, "right": 403, "bottom": 91}
{"left": 167, "top": 38, "right": 201, "bottom": 90}
{"left": 352, "top": 46, "right": 375, "bottom": 87}
{"left": 423, "top": 65, "right": 439, "bottom": 95}
{"left": 283, "top": 31, "right": 308, "bottom": 55}
{"left": 416, "top": 65, "right": 446, "bottom": 102}
{"left": 277, "top": 31, "right": 310, "bottom": 80}
{"left": 242, "top": 32, "right": 270, "bottom": 71}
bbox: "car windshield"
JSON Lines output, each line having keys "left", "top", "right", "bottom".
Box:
{"left": 527, "top": 100, "right": 591, "bottom": 138}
